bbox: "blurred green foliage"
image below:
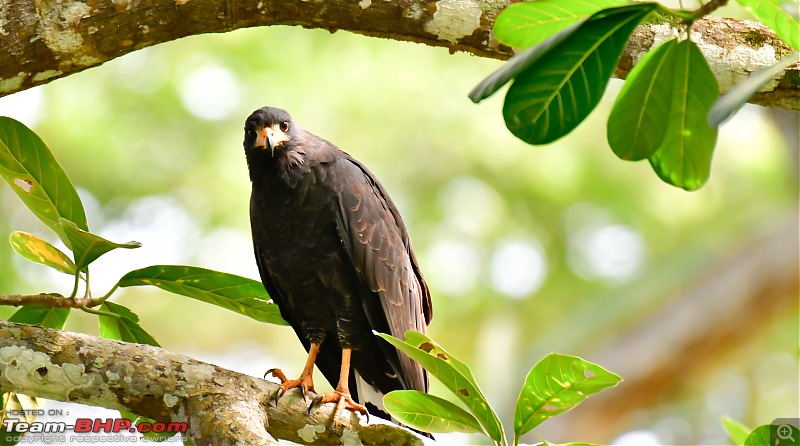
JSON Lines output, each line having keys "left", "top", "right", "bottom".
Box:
{"left": 0, "top": 23, "right": 796, "bottom": 444}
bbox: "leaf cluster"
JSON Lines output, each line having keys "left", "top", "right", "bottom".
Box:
{"left": 379, "top": 331, "right": 621, "bottom": 445}
{"left": 471, "top": 0, "right": 799, "bottom": 190}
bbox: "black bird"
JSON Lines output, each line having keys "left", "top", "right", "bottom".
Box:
{"left": 244, "top": 106, "right": 433, "bottom": 423}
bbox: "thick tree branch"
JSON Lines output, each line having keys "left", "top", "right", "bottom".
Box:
{"left": 0, "top": 0, "right": 797, "bottom": 109}
{"left": 0, "top": 320, "right": 427, "bottom": 445}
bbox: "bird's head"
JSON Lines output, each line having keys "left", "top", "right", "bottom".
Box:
{"left": 244, "top": 107, "right": 299, "bottom": 157}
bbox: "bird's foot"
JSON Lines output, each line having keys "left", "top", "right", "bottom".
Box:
{"left": 264, "top": 368, "right": 315, "bottom": 405}
{"left": 309, "top": 389, "right": 368, "bottom": 428}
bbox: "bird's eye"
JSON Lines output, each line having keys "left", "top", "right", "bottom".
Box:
{"left": 279, "top": 121, "right": 289, "bottom": 132}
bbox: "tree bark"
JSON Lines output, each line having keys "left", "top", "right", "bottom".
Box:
{"left": 0, "top": 320, "right": 427, "bottom": 445}
{"left": 0, "top": 0, "right": 797, "bottom": 109}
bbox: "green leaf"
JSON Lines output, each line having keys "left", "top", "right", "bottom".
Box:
{"left": 9, "top": 231, "right": 76, "bottom": 275}
{"left": 98, "top": 302, "right": 160, "bottom": 346}
{"left": 607, "top": 39, "right": 678, "bottom": 160}
{"left": 58, "top": 218, "right": 141, "bottom": 270}
{"left": 708, "top": 52, "right": 799, "bottom": 127}
{"left": 377, "top": 331, "right": 505, "bottom": 444}
{"left": 743, "top": 425, "right": 772, "bottom": 445}
{"left": 118, "top": 265, "right": 288, "bottom": 326}
{"left": 0, "top": 117, "right": 87, "bottom": 247}
{"left": 722, "top": 416, "right": 751, "bottom": 445}
{"left": 0, "top": 393, "right": 38, "bottom": 446}
{"left": 503, "top": 4, "right": 657, "bottom": 145}
{"left": 648, "top": 40, "right": 720, "bottom": 191}
{"left": 493, "top": 0, "right": 631, "bottom": 48}
{"left": 735, "top": 0, "right": 799, "bottom": 49}
{"left": 383, "top": 390, "right": 484, "bottom": 434}
{"left": 513, "top": 353, "right": 621, "bottom": 444}
{"left": 404, "top": 331, "right": 480, "bottom": 389}
{"left": 8, "top": 305, "right": 69, "bottom": 329}
{"left": 469, "top": 21, "right": 585, "bottom": 103}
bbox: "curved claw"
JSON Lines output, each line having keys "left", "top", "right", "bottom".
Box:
{"left": 263, "top": 368, "right": 277, "bottom": 380}
{"left": 299, "top": 384, "right": 307, "bottom": 403}
{"left": 308, "top": 395, "right": 323, "bottom": 415}
{"left": 271, "top": 389, "right": 281, "bottom": 407}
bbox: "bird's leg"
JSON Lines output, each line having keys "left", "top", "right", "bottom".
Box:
{"left": 265, "top": 342, "right": 319, "bottom": 404}
{"left": 309, "top": 348, "right": 368, "bottom": 427}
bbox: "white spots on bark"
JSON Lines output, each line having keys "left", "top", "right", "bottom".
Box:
{"left": 62, "top": 2, "right": 92, "bottom": 23}
{"left": 111, "top": 0, "right": 130, "bottom": 10}
{"left": 341, "top": 428, "right": 364, "bottom": 446}
{"left": 163, "top": 393, "right": 179, "bottom": 407}
{"left": 403, "top": 3, "right": 424, "bottom": 20}
{"left": 0, "top": 346, "right": 95, "bottom": 401}
{"left": 644, "top": 23, "right": 781, "bottom": 93}
{"left": 0, "top": 73, "right": 26, "bottom": 92}
{"left": 0, "top": 6, "right": 8, "bottom": 36}
{"left": 33, "top": 70, "right": 62, "bottom": 82}
{"left": 697, "top": 40, "right": 780, "bottom": 92}
{"left": 359, "top": 0, "right": 371, "bottom": 9}
{"left": 425, "top": 0, "right": 483, "bottom": 44}
{"left": 297, "top": 424, "right": 326, "bottom": 442}
{"left": 37, "top": 2, "right": 91, "bottom": 56}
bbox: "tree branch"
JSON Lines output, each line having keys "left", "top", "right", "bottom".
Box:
{"left": 0, "top": 320, "right": 428, "bottom": 445}
{"left": 0, "top": 0, "right": 797, "bottom": 109}
{"left": 0, "top": 294, "right": 101, "bottom": 308}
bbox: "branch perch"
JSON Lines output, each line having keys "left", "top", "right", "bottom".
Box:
{"left": 0, "top": 0, "right": 797, "bottom": 109}
{"left": 0, "top": 320, "right": 427, "bottom": 445}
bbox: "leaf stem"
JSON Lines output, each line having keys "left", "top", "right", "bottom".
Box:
{"left": 69, "top": 269, "right": 81, "bottom": 298}
{"left": 97, "top": 281, "right": 120, "bottom": 303}
{"left": 79, "top": 305, "right": 120, "bottom": 319}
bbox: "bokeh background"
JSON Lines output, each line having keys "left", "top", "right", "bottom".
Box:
{"left": 0, "top": 9, "right": 798, "bottom": 445}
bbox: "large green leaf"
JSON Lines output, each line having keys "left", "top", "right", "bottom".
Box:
{"left": 377, "top": 331, "right": 505, "bottom": 444}
{"left": 607, "top": 39, "right": 678, "bottom": 160}
{"left": 98, "top": 302, "right": 159, "bottom": 346}
{"left": 58, "top": 218, "right": 141, "bottom": 270}
{"left": 735, "top": 0, "right": 799, "bottom": 49}
{"left": 722, "top": 416, "right": 751, "bottom": 445}
{"left": 118, "top": 265, "right": 288, "bottom": 326}
{"left": 648, "top": 40, "right": 720, "bottom": 191}
{"left": 503, "top": 4, "right": 657, "bottom": 145}
{"left": 513, "top": 353, "right": 621, "bottom": 444}
{"left": 493, "top": 0, "right": 631, "bottom": 48}
{"left": 383, "top": 390, "right": 484, "bottom": 434}
{"left": 0, "top": 117, "right": 87, "bottom": 247}
{"left": 8, "top": 305, "right": 69, "bottom": 329}
{"left": 469, "top": 21, "right": 584, "bottom": 103}
{"left": 708, "top": 52, "right": 799, "bottom": 127}
{"left": 9, "top": 231, "right": 76, "bottom": 275}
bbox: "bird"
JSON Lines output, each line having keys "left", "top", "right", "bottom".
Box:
{"left": 243, "top": 106, "right": 433, "bottom": 425}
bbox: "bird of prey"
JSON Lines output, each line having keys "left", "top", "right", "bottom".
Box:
{"left": 243, "top": 106, "right": 433, "bottom": 424}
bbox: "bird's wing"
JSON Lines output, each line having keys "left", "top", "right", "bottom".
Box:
{"left": 331, "top": 154, "right": 432, "bottom": 392}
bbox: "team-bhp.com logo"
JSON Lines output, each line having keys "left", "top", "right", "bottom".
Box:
{"left": 3, "top": 417, "right": 187, "bottom": 435}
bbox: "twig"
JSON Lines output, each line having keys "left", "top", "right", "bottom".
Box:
{"left": 0, "top": 293, "right": 102, "bottom": 308}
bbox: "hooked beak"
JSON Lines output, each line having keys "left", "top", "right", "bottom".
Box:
{"left": 255, "top": 125, "right": 289, "bottom": 157}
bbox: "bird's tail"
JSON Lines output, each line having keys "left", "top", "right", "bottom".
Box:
{"left": 354, "top": 370, "right": 391, "bottom": 420}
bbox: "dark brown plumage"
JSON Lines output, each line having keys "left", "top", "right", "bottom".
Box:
{"left": 243, "top": 106, "right": 432, "bottom": 422}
